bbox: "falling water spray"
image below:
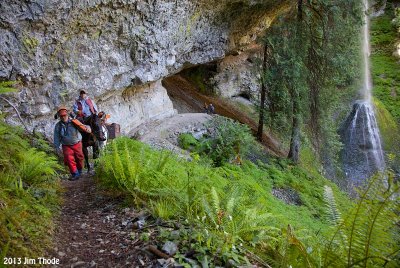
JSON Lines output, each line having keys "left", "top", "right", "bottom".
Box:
{"left": 340, "top": 0, "right": 385, "bottom": 187}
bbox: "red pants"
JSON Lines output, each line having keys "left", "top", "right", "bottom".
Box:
{"left": 62, "top": 142, "right": 84, "bottom": 174}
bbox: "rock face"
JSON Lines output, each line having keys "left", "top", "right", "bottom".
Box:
{"left": 99, "top": 80, "right": 176, "bottom": 133}
{"left": 340, "top": 101, "right": 386, "bottom": 187}
{"left": 211, "top": 46, "right": 261, "bottom": 98}
{"left": 0, "top": 0, "right": 291, "bottom": 136}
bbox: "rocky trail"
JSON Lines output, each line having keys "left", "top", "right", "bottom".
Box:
{"left": 49, "top": 174, "right": 157, "bottom": 268}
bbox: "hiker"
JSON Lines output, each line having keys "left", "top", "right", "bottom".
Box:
{"left": 54, "top": 106, "right": 84, "bottom": 180}
{"left": 208, "top": 103, "right": 215, "bottom": 114}
{"left": 203, "top": 102, "right": 208, "bottom": 113}
{"left": 73, "top": 90, "right": 98, "bottom": 121}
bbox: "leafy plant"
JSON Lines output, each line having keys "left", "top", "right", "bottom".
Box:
{"left": 97, "top": 138, "right": 356, "bottom": 266}
{"left": 0, "top": 120, "right": 61, "bottom": 258}
{"left": 322, "top": 174, "right": 400, "bottom": 267}
{"left": 0, "top": 81, "right": 17, "bottom": 94}
{"left": 201, "top": 117, "right": 255, "bottom": 166}
{"left": 178, "top": 133, "right": 199, "bottom": 150}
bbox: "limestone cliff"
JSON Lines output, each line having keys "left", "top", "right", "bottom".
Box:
{"left": 0, "top": 0, "right": 292, "bottom": 135}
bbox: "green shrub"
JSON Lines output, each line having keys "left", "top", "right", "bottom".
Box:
{"left": 178, "top": 133, "right": 199, "bottom": 150}
{"left": 201, "top": 117, "right": 256, "bottom": 166}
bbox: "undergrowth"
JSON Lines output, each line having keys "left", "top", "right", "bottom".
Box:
{"left": 179, "top": 117, "right": 260, "bottom": 167}
{"left": 96, "top": 137, "right": 360, "bottom": 266}
{"left": 0, "top": 119, "right": 61, "bottom": 259}
{"left": 370, "top": 6, "right": 400, "bottom": 123}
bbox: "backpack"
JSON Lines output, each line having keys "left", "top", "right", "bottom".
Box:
{"left": 71, "top": 119, "right": 92, "bottom": 134}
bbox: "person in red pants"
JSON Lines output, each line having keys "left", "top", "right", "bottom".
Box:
{"left": 54, "top": 106, "right": 84, "bottom": 180}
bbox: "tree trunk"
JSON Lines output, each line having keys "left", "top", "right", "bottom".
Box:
{"left": 287, "top": 0, "right": 303, "bottom": 163}
{"left": 257, "top": 44, "right": 268, "bottom": 142}
{"left": 297, "top": 0, "right": 303, "bottom": 21}
{"left": 288, "top": 88, "right": 301, "bottom": 163}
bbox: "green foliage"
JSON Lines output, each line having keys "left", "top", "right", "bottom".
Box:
{"left": 261, "top": 15, "right": 307, "bottom": 135}
{"left": 370, "top": 3, "right": 400, "bottom": 172}
{"left": 259, "top": 0, "right": 362, "bottom": 161}
{"left": 272, "top": 224, "right": 317, "bottom": 268}
{"left": 178, "top": 133, "right": 199, "bottom": 151}
{"left": 370, "top": 7, "right": 400, "bottom": 123}
{"left": 201, "top": 117, "right": 256, "bottom": 166}
{"left": 22, "top": 37, "right": 39, "bottom": 50}
{"left": 374, "top": 98, "right": 400, "bottom": 159}
{"left": 392, "top": 7, "right": 400, "bottom": 32}
{"left": 0, "top": 120, "right": 61, "bottom": 258}
{"left": 201, "top": 187, "right": 278, "bottom": 246}
{"left": 96, "top": 137, "right": 353, "bottom": 266}
{"left": 183, "top": 66, "right": 216, "bottom": 95}
{"left": 322, "top": 174, "right": 400, "bottom": 267}
{"left": 0, "top": 81, "right": 17, "bottom": 95}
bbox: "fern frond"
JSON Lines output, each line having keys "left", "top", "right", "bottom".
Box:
{"left": 346, "top": 174, "right": 380, "bottom": 266}
{"left": 323, "top": 186, "right": 343, "bottom": 227}
{"left": 226, "top": 197, "right": 235, "bottom": 217}
{"left": 0, "top": 81, "right": 17, "bottom": 94}
{"left": 211, "top": 187, "right": 220, "bottom": 214}
{"left": 202, "top": 196, "right": 218, "bottom": 227}
{"left": 363, "top": 184, "right": 400, "bottom": 267}
{"left": 323, "top": 174, "right": 400, "bottom": 268}
{"left": 156, "top": 150, "right": 171, "bottom": 172}
{"left": 323, "top": 185, "right": 348, "bottom": 267}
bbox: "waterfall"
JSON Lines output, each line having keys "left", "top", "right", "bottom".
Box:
{"left": 340, "top": 0, "right": 385, "bottom": 187}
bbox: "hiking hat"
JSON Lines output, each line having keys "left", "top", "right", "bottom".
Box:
{"left": 57, "top": 106, "right": 68, "bottom": 116}
{"left": 80, "top": 90, "right": 87, "bottom": 95}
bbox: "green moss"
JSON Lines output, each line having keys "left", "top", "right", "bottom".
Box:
{"left": 370, "top": 9, "right": 400, "bottom": 123}
{"left": 374, "top": 98, "right": 400, "bottom": 164}
{"left": 22, "top": 36, "right": 39, "bottom": 50}
{"left": 299, "top": 146, "right": 322, "bottom": 179}
{"left": 186, "top": 11, "right": 201, "bottom": 35}
{"left": 91, "top": 30, "right": 101, "bottom": 39}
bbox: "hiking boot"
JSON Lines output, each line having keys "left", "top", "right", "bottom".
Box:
{"left": 78, "top": 169, "right": 83, "bottom": 176}
{"left": 69, "top": 172, "right": 80, "bottom": 181}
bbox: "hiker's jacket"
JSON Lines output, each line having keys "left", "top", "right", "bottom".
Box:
{"left": 54, "top": 120, "right": 82, "bottom": 148}
{"left": 73, "top": 97, "right": 98, "bottom": 118}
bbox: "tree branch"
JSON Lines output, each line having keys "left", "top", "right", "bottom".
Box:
{"left": 0, "top": 96, "right": 29, "bottom": 132}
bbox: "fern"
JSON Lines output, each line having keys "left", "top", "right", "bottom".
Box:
{"left": 280, "top": 225, "right": 315, "bottom": 268}
{"left": 323, "top": 185, "right": 348, "bottom": 262}
{"left": 324, "top": 186, "right": 343, "bottom": 227}
{"left": 156, "top": 150, "right": 171, "bottom": 172}
{"left": 0, "top": 81, "right": 17, "bottom": 94}
{"left": 201, "top": 186, "right": 278, "bottom": 249}
{"left": 0, "top": 119, "right": 60, "bottom": 259}
{"left": 322, "top": 174, "right": 400, "bottom": 267}
{"left": 17, "top": 149, "right": 60, "bottom": 185}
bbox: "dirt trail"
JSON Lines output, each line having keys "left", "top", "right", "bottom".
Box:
{"left": 49, "top": 74, "right": 285, "bottom": 267}
{"left": 50, "top": 174, "right": 155, "bottom": 268}
{"left": 163, "top": 75, "right": 286, "bottom": 157}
